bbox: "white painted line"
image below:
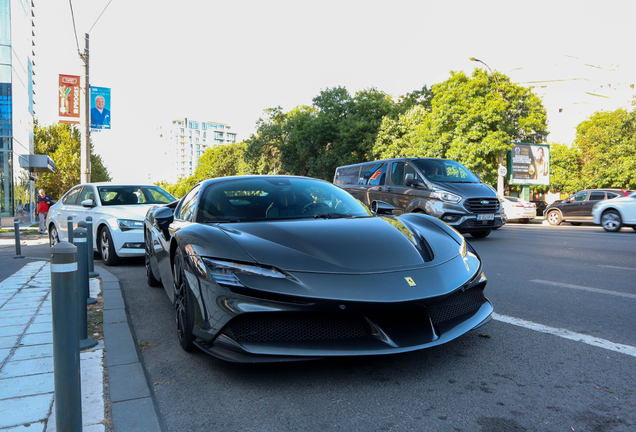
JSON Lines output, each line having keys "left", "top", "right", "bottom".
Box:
{"left": 598, "top": 265, "right": 636, "bottom": 272}
{"left": 50, "top": 263, "right": 77, "bottom": 273}
{"left": 530, "top": 279, "right": 636, "bottom": 300}
{"left": 493, "top": 313, "right": 636, "bottom": 358}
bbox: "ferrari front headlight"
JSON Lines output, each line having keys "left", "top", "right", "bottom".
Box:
{"left": 202, "top": 258, "right": 287, "bottom": 287}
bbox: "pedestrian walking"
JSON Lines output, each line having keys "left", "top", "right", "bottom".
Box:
{"left": 37, "top": 189, "right": 55, "bottom": 234}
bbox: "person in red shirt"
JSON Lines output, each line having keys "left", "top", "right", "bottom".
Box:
{"left": 37, "top": 189, "right": 55, "bottom": 234}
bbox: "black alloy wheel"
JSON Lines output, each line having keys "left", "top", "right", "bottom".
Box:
{"left": 48, "top": 224, "right": 59, "bottom": 247}
{"left": 173, "top": 249, "right": 196, "bottom": 351}
{"left": 601, "top": 210, "right": 622, "bottom": 232}
{"left": 145, "top": 231, "right": 161, "bottom": 287}
{"left": 99, "top": 226, "right": 119, "bottom": 266}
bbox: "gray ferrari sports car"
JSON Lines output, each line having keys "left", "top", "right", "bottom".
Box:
{"left": 144, "top": 175, "right": 493, "bottom": 362}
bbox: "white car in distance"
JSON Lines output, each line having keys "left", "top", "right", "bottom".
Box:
{"left": 500, "top": 196, "right": 536, "bottom": 223}
{"left": 47, "top": 183, "right": 176, "bottom": 265}
{"left": 592, "top": 191, "right": 636, "bottom": 232}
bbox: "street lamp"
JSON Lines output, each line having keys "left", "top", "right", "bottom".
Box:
{"left": 469, "top": 57, "right": 506, "bottom": 197}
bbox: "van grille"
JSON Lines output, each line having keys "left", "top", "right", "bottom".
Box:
{"left": 464, "top": 198, "right": 500, "bottom": 214}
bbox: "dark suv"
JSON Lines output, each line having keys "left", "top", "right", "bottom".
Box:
{"left": 544, "top": 189, "right": 632, "bottom": 226}
{"left": 334, "top": 157, "right": 503, "bottom": 238}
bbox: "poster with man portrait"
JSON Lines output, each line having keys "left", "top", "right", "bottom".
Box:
{"left": 90, "top": 86, "right": 111, "bottom": 130}
{"left": 508, "top": 143, "right": 550, "bottom": 186}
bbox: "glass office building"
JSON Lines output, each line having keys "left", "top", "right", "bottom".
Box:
{"left": 0, "top": 0, "right": 37, "bottom": 225}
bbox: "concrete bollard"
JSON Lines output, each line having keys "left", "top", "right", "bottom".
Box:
{"left": 50, "top": 242, "right": 83, "bottom": 432}
{"left": 85, "top": 217, "right": 99, "bottom": 277}
{"left": 12, "top": 218, "right": 24, "bottom": 259}
{"left": 73, "top": 226, "right": 98, "bottom": 350}
{"left": 67, "top": 216, "right": 74, "bottom": 243}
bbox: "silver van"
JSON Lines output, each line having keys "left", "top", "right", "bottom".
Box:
{"left": 334, "top": 157, "right": 503, "bottom": 238}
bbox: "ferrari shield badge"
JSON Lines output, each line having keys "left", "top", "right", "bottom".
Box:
{"left": 405, "top": 277, "right": 416, "bottom": 287}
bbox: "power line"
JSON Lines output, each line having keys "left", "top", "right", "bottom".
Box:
{"left": 68, "top": 0, "right": 81, "bottom": 54}
{"left": 89, "top": 0, "right": 113, "bottom": 34}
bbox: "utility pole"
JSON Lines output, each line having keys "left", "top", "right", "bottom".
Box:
{"left": 80, "top": 33, "right": 91, "bottom": 184}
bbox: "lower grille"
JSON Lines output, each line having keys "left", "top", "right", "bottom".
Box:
{"left": 225, "top": 313, "right": 369, "bottom": 343}
{"left": 466, "top": 219, "right": 496, "bottom": 227}
{"left": 427, "top": 287, "right": 486, "bottom": 325}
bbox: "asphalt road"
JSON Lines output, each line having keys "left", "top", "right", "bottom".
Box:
{"left": 9, "top": 224, "right": 635, "bottom": 431}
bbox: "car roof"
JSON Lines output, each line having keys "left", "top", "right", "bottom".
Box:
{"left": 336, "top": 157, "right": 455, "bottom": 169}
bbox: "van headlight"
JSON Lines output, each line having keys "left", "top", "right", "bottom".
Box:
{"left": 431, "top": 190, "right": 462, "bottom": 203}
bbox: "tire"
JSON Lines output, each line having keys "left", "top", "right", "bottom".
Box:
{"left": 601, "top": 210, "right": 622, "bottom": 232}
{"left": 546, "top": 211, "right": 562, "bottom": 226}
{"left": 570, "top": 222, "right": 582, "bottom": 226}
{"left": 99, "top": 226, "right": 120, "bottom": 266}
{"left": 173, "top": 249, "right": 196, "bottom": 352}
{"left": 48, "top": 224, "right": 59, "bottom": 247}
{"left": 145, "top": 233, "right": 161, "bottom": 287}
{"left": 470, "top": 229, "right": 491, "bottom": 238}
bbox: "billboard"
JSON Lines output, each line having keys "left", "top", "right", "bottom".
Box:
{"left": 58, "top": 74, "right": 81, "bottom": 124}
{"left": 508, "top": 143, "right": 550, "bottom": 186}
{"left": 90, "top": 86, "right": 111, "bottom": 130}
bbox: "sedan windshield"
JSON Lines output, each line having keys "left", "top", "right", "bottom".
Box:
{"left": 198, "top": 177, "right": 372, "bottom": 223}
{"left": 411, "top": 159, "right": 480, "bottom": 183}
{"left": 98, "top": 186, "right": 175, "bottom": 206}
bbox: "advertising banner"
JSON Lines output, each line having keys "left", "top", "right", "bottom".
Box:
{"left": 508, "top": 143, "right": 550, "bottom": 186}
{"left": 90, "top": 86, "right": 111, "bottom": 130}
{"left": 58, "top": 74, "right": 81, "bottom": 124}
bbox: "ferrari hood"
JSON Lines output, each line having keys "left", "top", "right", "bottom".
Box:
{"left": 218, "top": 216, "right": 461, "bottom": 274}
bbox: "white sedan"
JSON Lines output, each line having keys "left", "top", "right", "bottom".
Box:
{"left": 500, "top": 196, "right": 536, "bottom": 223}
{"left": 592, "top": 191, "right": 636, "bottom": 232}
{"left": 47, "top": 183, "right": 176, "bottom": 265}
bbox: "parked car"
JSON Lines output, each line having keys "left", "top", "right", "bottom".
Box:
{"left": 334, "top": 158, "right": 503, "bottom": 238}
{"left": 47, "top": 183, "right": 176, "bottom": 265}
{"left": 499, "top": 196, "right": 536, "bottom": 223}
{"left": 592, "top": 191, "right": 636, "bottom": 232}
{"left": 531, "top": 200, "right": 547, "bottom": 216}
{"left": 144, "top": 175, "right": 493, "bottom": 362}
{"left": 544, "top": 189, "right": 631, "bottom": 226}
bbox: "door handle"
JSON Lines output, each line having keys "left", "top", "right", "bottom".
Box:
{"left": 386, "top": 187, "right": 392, "bottom": 192}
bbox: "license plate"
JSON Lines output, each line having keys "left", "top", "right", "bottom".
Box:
{"left": 477, "top": 214, "right": 494, "bottom": 221}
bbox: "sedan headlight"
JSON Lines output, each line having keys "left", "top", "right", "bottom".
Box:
{"left": 431, "top": 190, "right": 462, "bottom": 203}
{"left": 117, "top": 219, "right": 144, "bottom": 231}
{"left": 202, "top": 258, "right": 287, "bottom": 288}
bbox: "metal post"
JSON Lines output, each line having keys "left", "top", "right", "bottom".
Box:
{"left": 67, "top": 216, "right": 74, "bottom": 243}
{"left": 86, "top": 217, "right": 99, "bottom": 277}
{"left": 51, "top": 242, "right": 82, "bottom": 432}
{"left": 77, "top": 222, "right": 97, "bottom": 305}
{"left": 82, "top": 33, "right": 91, "bottom": 184}
{"left": 73, "top": 226, "right": 97, "bottom": 350}
{"left": 13, "top": 218, "right": 24, "bottom": 259}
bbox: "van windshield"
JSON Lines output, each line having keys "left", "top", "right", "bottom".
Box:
{"left": 411, "top": 160, "right": 480, "bottom": 183}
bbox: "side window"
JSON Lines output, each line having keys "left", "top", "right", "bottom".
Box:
{"left": 78, "top": 186, "right": 96, "bottom": 204}
{"left": 63, "top": 187, "right": 82, "bottom": 206}
{"left": 607, "top": 192, "right": 619, "bottom": 199}
{"left": 589, "top": 192, "right": 605, "bottom": 201}
{"left": 334, "top": 166, "right": 361, "bottom": 185}
{"left": 390, "top": 162, "right": 404, "bottom": 186}
{"left": 573, "top": 192, "right": 587, "bottom": 202}
{"left": 177, "top": 186, "right": 200, "bottom": 221}
{"left": 359, "top": 163, "right": 387, "bottom": 186}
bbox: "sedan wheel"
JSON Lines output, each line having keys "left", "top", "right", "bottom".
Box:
{"left": 49, "top": 225, "right": 59, "bottom": 247}
{"left": 145, "top": 232, "right": 161, "bottom": 287}
{"left": 547, "top": 211, "right": 562, "bottom": 226}
{"left": 601, "top": 210, "right": 622, "bottom": 232}
{"left": 173, "top": 250, "right": 196, "bottom": 352}
{"left": 99, "top": 227, "right": 119, "bottom": 266}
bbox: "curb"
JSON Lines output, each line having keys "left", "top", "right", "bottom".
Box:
{"left": 99, "top": 266, "right": 166, "bottom": 432}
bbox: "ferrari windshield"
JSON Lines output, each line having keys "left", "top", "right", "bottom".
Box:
{"left": 411, "top": 159, "right": 480, "bottom": 183}
{"left": 198, "top": 177, "right": 372, "bottom": 222}
{"left": 98, "top": 186, "right": 176, "bottom": 206}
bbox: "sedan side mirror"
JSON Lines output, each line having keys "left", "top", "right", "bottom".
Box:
{"left": 81, "top": 199, "right": 96, "bottom": 208}
{"left": 371, "top": 200, "right": 394, "bottom": 215}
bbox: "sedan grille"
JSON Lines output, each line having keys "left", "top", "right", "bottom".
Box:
{"left": 427, "top": 287, "right": 486, "bottom": 325}
{"left": 464, "top": 198, "right": 500, "bottom": 214}
{"left": 225, "top": 313, "right": 369, "bottom": 343}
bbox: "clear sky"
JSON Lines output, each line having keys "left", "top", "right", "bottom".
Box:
{"left": 35, "top": 0, "right": 636, "bottom": 183}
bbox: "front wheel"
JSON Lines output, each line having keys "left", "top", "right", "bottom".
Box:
{"left": 99, "top": 227, "right": 119, "bottom": 266}
{"left": 173, "top": 250, "right": 196, "bottom": 352}
{"left": 470, "top": 229, "right": 491, "bottom": 239}
{"left": 48, "top": 224, "right": 59, "bottom": 247}
{"left": 601, "top": 210, "right": 622, "bottom": 232}
{"left": 546, "top": 211, "right": 562, "bottom": 226}
{"left": 145, "top": 233, "right": 161, "bottom": 287}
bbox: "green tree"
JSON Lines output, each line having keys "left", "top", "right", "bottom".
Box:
{"left": 194, "top": 142, "right": 248, "bottom": 180}
{"left": 34, "top": 121, "right": 111, "bottom": 199}
{"left": 547, "top": 142, "right": 583, "bottom": 194}
{"left": 373, "top": 69, "right": 548, "bottom": 185}
{"left": 244, "top": 107, "right": 286, "bottom": 175}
